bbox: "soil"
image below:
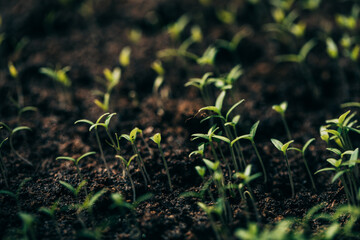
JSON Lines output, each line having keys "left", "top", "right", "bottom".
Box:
{"left": 0, "top": 0, "right": 359, "bottom": 239}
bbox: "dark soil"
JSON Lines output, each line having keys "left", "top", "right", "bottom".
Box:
{"left": 0, "top": 0, "right": 359, "bottom": 239}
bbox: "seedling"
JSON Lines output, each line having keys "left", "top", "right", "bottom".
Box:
{"left": 0, "top": 137, "right": 8, "bottom": 187}
{"left": 0, "top": 177, "right": 31, "bottom": 211}
{"left": 185, "top": 72, "right": 214, "bottom": 105}
{"left": 150, "top": 133, "right": 173, "bottom": 191}
{"left": 19, "top": 212, "right": 36, "bottom": 240}
{"left": 322, "top": 110, "right": 359, "bottom": 151}
{"left": 198, "top": 200, "right": 224, "bottom": 240}
{"left": 119, "top": 46, "right": 131, "bottom": 68}
{"left": 75, "top": 113, "right": 113, "bottom": 177}
{"left": 211, "top": 65, "right": 243, "bottom": 92}
{"left": 315, "top": 148, "right": 360, "bottom": 205}
{"left": 167, "top": 15, "right": 189, "bottom": 42}
{"left": 93, "top": 67, "right": 121, "bottom": 111}
{"left": 59, "top": 180, "right": 87, "bottom": 201}
{"left": 232, "top": 121, "right": 267, "bottom": 183}
{"left": 0, "top": 122, "right": 32, "bottom": 166}
{"left": 271, "top": 138, "right": 295, "bottom": 198}
{"left": 56, "top": 151, "right": 96, "bottom": 183}
{"left": 8, "top": 62, "right": 23, "bottom": 107}
{"left": 289, "top": 138, "right": 317, "bottom": 191}
{"left": 233, "top": 165, "right": 261, "bottom": 221}
{"left": 120, "top": 127, "right": 151, "bottom": 185}
{"left": 115, "top": 154, "right": 137, "bottom": 202}
{"left": 196, "top": 91, "right": 246, "bottom": 170}
{"left": 272, "top": 101, "right": 292, "bottom": 140}
{"left": 39, "top": 200, "right": 61, "bottom": 237}
{"left": 197, "top": 46, "right": 218, "bottom": 66}
{"left": 128, "top": 28, "right": 142, "bottom": 44}
{"left": 40, "top": 66, "right": 72, "bottom": 107}
{"left": 276, "top": 39, "right": 319, "bottom": 98}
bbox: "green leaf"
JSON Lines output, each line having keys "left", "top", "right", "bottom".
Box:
{"left": 198, "top": 106, "right": 220, "bottom": 115}
{"left": 12, "top": 126, "right": 31, "bottom": 134}
{"left": 134, "top": 193, "right": 153, "bottom": 207}
{"left": 74, "top": 119, "right": 94, "bottom": 126}
{"left": 0, "top": 137, "right": 8, "bottom": 148}
{"left": 203, "top": 159, "right": 219, "bottom": 171}
{"left": 59, "top": 181, "right": 76, "bottom": 195}
{"left": 195, "top": 166, "right": 206, "bottom": 178}
{"left": 299, "top": 39, "right": 316, "bottom": 61}
{"left": 104, "top": 113, "right": 117, "bottom": 128}
{"left": 225, "top": 99, "right": 245, "bottom": 121}
{"left": 215, "top": 91, "right": 226, "bottom": 112}
{"left": 191, "top": 133, "right": 209, "bottom": 141}
{"left": 302, "top": 138, "right": 315, "bottom": 152}
{"left": 326, "top": 38, "right": 338, "bottom": 59}
{"left": 314, "top": 168, "right": 336, "bottom": 174}
{"left": 56, "top": 156, "right": 76, "bottom": 162}
{"left": 250, "top": 121, "right": 260, "bottom": 138}
{"left": 326, "top": 148, "right": 342, "bottom": 155}
{"left": 281, "top": 140, "right": 294, "bottom": 152}
{"left": 89, "top": 123, "right": 106, "bottom": 132}
{"left": 120, "top": 134, "right": 131, "bottom": 142}
{"left": 231, "top": 134, "right": 251, "bottom": 146}
{"left": 338, "top": 110, "right": 351, "bottom": 126}
{"left": 77, "top": 151, "right": 96, "bottom": 162}
{"left": 96, "top": 113, "right": 110, "bottom": 124}
{"left": 332, "top": 170, "right": 347, "bottom": 183}
{"left": 349, "top": 148, "right": 359, "bottom": 168}
{"left": 150, "top": 133, "right": 161, "bottom": 145}
{"left": 212, "top": 135, "right": 230, "bottom": 144}
{"left": 271, "top": 138, "right": 283, "bottom": 151}
{"left": 88, "top": 189, "right": 107, "bottom": 208}
{"left": 0, "top": 190, "right": 16, "bottom": 199}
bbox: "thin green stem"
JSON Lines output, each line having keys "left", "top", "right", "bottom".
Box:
{"left": 281, "top": 115, "right": 292, "bottom": 141}
{"left": 251, "top": 140, "right": 267, "bottom": 183}
{"left": 9, "top": 134, "right": 32, "bottom": 166}
{"left": 95, "top": 130, "right": 111, "bottom": 177}
{"left": 284, "top": 153, "right": 295, "bottom": 198}
{"left": 133, "top": 144, "right": 151, "bottom": 184}
{"left": 302, "top": 154, "right": 316, "bottom": 191}
{"left": 159, "top": 146, "right": 173, "bottom": 191}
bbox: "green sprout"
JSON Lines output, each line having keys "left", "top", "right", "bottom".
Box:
{"left": 195, "top": 91, "right": 247, "bottom": 171}
{"left": 233, "top": 164, "right": 261, "bottom": 221}
{"left": 271, "top": 138, "right": 295, "bottom": 198}
{"left": 40, "top": 66, "right": 72, "bottom": 107}
{"left": 232, "top": 121, "right": 267, "bottom": 183}
{"left": 198, "top": 200, "right": 224, "bottom": 240}
{"left": 120, "top": 127, "right": 151, "bottom": 185}
{"left": 150, "top": 133, "right": 173, "bottom": 191}
{"left": 0, "top": 137, "right": 8, "bottom": 187}
{"left": 167, "top": 15, "right": 189, "bottom": 42}
{"left": 56, "top": 151, "right": 96, "bottom": 183}
{"left": 272, "top": 101, "right": 292, "bottom": 140}
{"left": 128, "top": 28, "right": 142, "bottom": 44}
{"left": 315, "top": 148, "right": 359, "bottom": 205}
{"left": 185, "top": 72, "right": 214, "bottom": 105}
{"left": 19, "top": 212, "right": 36, "bottom": 240}
{"left": 39, "top": 200, "right": 61, "bottom": 237}
{"left": 8, "top": 62, "right": 24, "bottom": 107}
{"left": 115, "top": 154, "right": 137, "bottom": 202}
{"left": 276, "top": 39, "right": 319, "bottom": 98}
{"left": 119, "top": 46, "right": 131, "bottom": 68}
{"left": 216, "top": 29, "right": 251, "bottom": 53}
{"left": 321, "top": 110, "right": 359, "bottom": 151}
{"left": 151, "top": 60, "right": 166, "bottom": 102}
{"left": 289, "top": 138, "right": 317, "bottom": 191}
{"left": 0, "top": 122, "right": 32, "bottom": 166}
{"left": 59, "top": 180, "right": 87, "bottom": 201}
{"left": 211, "top": 65, "right": 243, "bottom": 92}
{"left": 0, "top": 177, "right": 31, "bottom": 211}
{"left": 75, "top": 113, "right": 113, "bottom": 177}
{"left": 94, "top": 67, "right": 121, "bottom": 111}
{"left": 197, "top": 46, "right": 218, "bottom": 66}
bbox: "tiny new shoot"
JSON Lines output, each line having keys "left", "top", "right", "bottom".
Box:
{"left": 231, "top": 121, "right": 267, "bottom": 183}
{"left": 271, "top": 138, "right": 295, "bottom": 198}
{"left": 39, "top": 66, "right": 72, "bottom": 107}
{"left": 94, "top": 67, "right": 121, "bottom": 111}
{"left": 116, "top": 154, "right": 137, "bottom": 202}
{"left": 0, "top": 122, "right": 32, "bottom": 166}
{"left": 289, "top": 138, "right": 317, "bottom": 191}
{"left": 39, "top": 200, "right": 61, "bottom": 237}
{"left": 59, "top": 180, "right": 87, "bottom": 201}
{"left": 272, "top": 101, "right": 292, "bottom": 140}
{"left": 150, "top": 133, "right": 173, "bottom": 191}
{"left": 56, "top": 151, "right": 96, "bottom": 183}
{"left": 120, "top": 127, "right": 151, "bottom": 185}
{"left": 8, "top": 62, "right": 23, "bottom": 107}
{"left": 75, "top": 113, "right": 112, "bottom": 177}
{"left": 119, "top": 46, "right": 131, "bottom": 68}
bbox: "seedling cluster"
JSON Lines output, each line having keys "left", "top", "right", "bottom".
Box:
{"left": 1, "top": 1, "right": 360, "bottom": 239}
